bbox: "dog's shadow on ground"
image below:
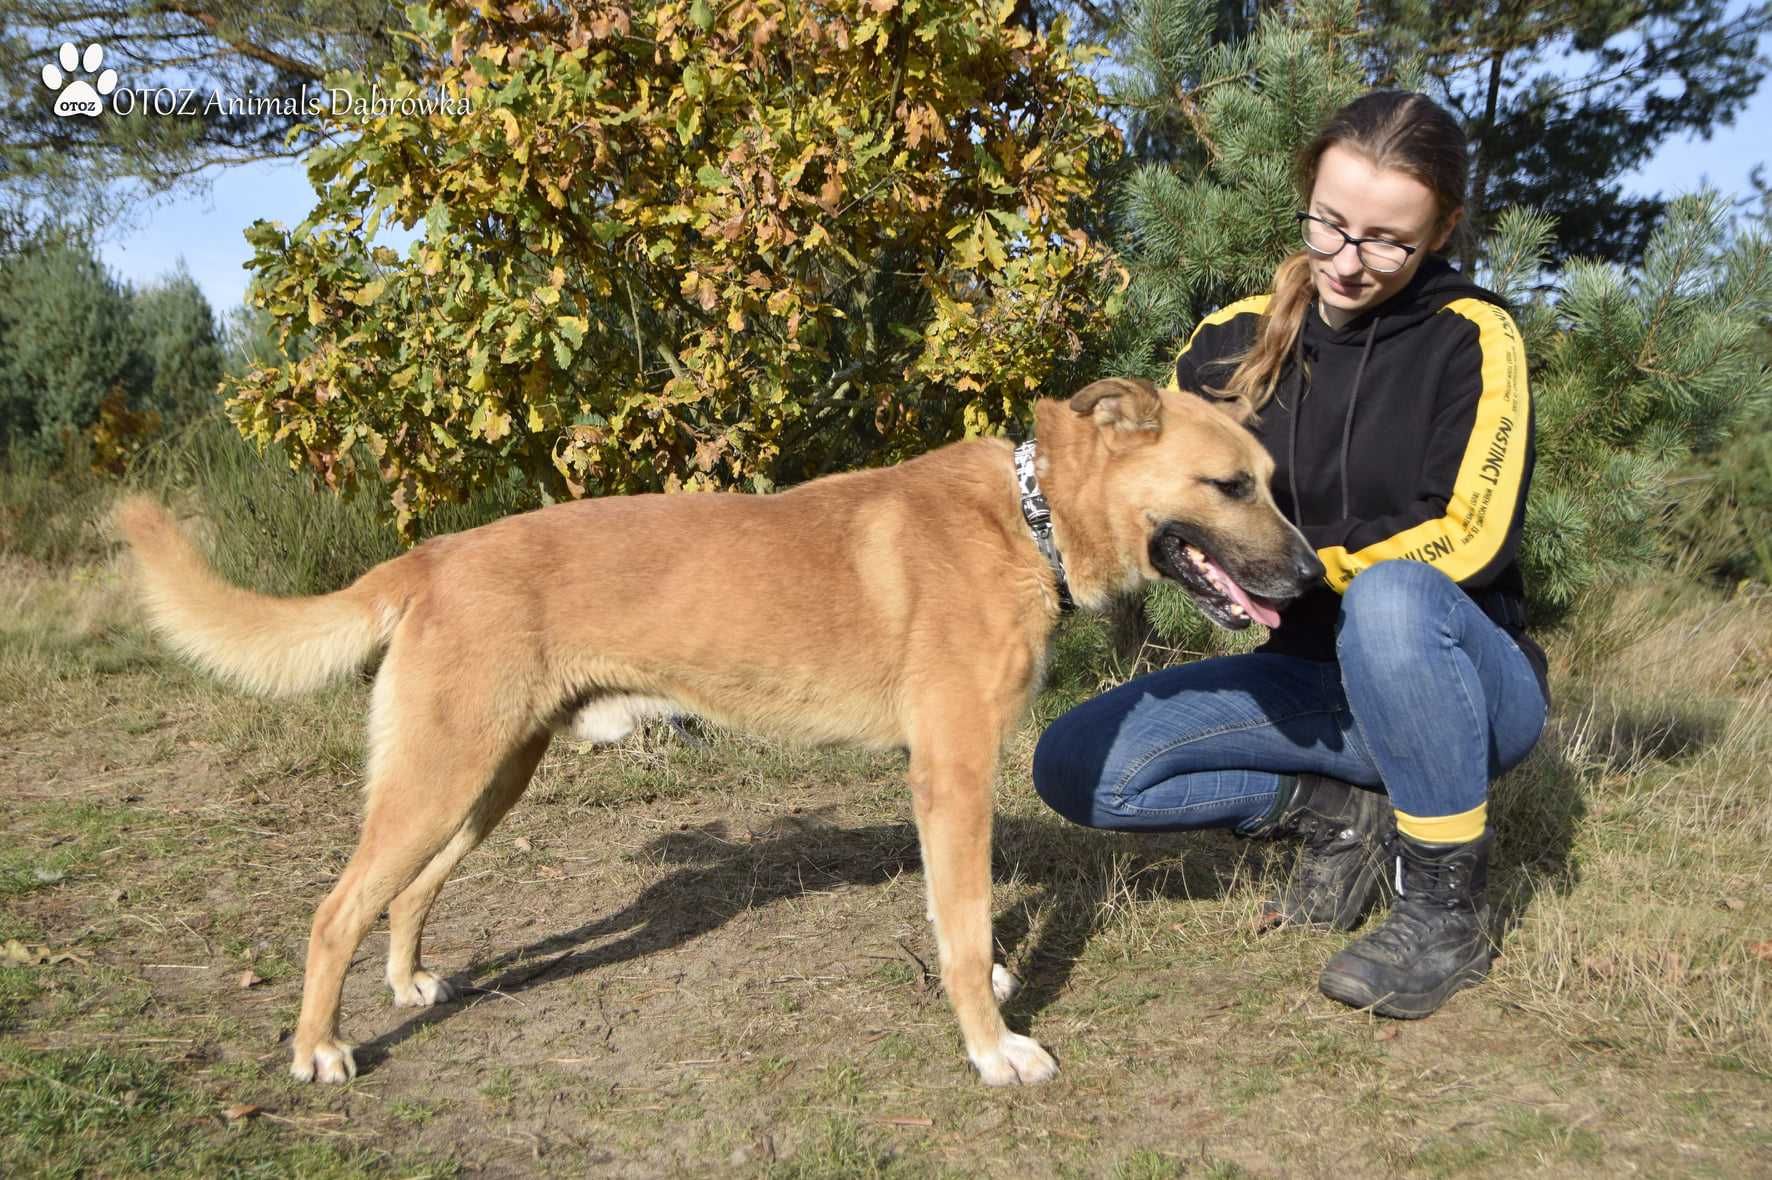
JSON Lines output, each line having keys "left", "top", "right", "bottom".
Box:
{"left": 348, "top": 808, "right": 1251, "bottom": 1071}
{"left": 353, "top": 688, "right": 1720, "bottom": 1073}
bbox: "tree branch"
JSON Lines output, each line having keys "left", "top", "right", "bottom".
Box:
{"left": 146, "top": 1, "right": 328, "bottom": 81}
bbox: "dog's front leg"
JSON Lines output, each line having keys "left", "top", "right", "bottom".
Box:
{"left": 908, "top": 734, "right": 1057, "bottom": 1086}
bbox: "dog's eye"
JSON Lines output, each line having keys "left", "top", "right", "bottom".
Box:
{"left": 1207, "top": 475, "right": 1254, "bottom": 501}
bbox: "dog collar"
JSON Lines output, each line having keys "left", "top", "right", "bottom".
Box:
{"left": 1014, "top": 440, "right": 1074, "bottom": 610}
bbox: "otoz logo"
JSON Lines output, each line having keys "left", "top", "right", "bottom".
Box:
{"left": 40, "top": 41, "right": 207, "bottom": 117}
{"left": 41, "top": 42, "right": 117, "bottom": 117}
{"left": 38, "top": 40, "right": 461, "bottom": 119}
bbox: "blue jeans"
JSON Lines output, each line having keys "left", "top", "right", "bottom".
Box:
{"left": 1032, "top": 561, "right": 1548, "bottom": 831}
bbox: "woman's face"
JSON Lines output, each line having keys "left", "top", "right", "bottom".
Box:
{"left": 1305, "top": 143, "right": 1459, "bottom": 327}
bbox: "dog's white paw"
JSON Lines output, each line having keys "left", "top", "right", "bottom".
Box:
{"left": 970, "top": 1032, "right": 1058, "bottom": 1086}
{"left": 991, "top": 963, "right": 1022, "bottom": 1003}
{"left": 291, "top": 1038, "right": 357, "bottom": 1084}
{"left": 389, "top": 968, "right": 454, "bottom": 1008}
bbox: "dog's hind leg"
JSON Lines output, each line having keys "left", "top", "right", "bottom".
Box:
{"left": 908, "top": 711, "right": 1057, "bottom": 1086}
{"left": 290, "top": 723, "right": 536, "bottom": 1084}
{"left": 384, "top": 732, "right": 551, "bottom": 1008}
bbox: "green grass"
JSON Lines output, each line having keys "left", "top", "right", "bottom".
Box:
{"left": 764, "top": 1115, "right": 927, "bottom": 1179}
{"left": 387, "top": 1098, "right": 442, "bottom": 1126}
{"left": 0, "top": 802, "right": 134, "bottom": 900}
{"left": 124, "top": 414, "right": 534, "bottom": 597}
{"left": 1, "top": 410, "right": 532, "bottom": 601}
{"left": 0, "top": 446, "right": 111, "bottom": 568}
{"left": 1410, "top": 1109, "right": 1606, "bottom": 1178}
{"left": 0, "top": 964, "right": 42, "bottom": 1032}
{"left": 476, "top": 1065, "right": 516, "bottom": 1103}
{"left": 0, "top": 1046, "right": 456, "bottom": 1178}
{"left": 1109, "top": 1150, "right": 1184, "bottom": 1180}
{"left": 1099, "top": 1151, "right": 1248, "bottom": 1180}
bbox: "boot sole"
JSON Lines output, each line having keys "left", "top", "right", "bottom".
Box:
{"left": 1318, "top": 955, "right": 1491, "bottom": 1019}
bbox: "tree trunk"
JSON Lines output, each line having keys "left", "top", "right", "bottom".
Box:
{"left": 1462, "top": 47, "right": 1507, "bottom": 272}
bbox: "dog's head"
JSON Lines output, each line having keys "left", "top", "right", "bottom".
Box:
{"left": 1037, "top": 377, "right": 1323, "bottom": 629}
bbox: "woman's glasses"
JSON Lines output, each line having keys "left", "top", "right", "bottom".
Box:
{"left": 1296, "top": 213, "right": 1418, "bottom": 274}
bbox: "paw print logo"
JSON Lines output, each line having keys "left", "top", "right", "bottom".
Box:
{"left": 41, "top": 43, "right": 118, "bottom": 118}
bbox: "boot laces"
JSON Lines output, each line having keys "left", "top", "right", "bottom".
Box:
{"left": 1389, "top": 836, "right": 1470, "bottom": 907}
{"left": 1295, "top": 810, "right": 1362, "bottom": 854}
{"left": 1359, "top": 894, "right": 1441, "bottom": 963}
{"left": 1292, "top": 813, "right": 1368, "bottom": 897}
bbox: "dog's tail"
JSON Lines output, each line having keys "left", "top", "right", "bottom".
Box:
{"left": 115, "top": 496, "right": 409, "bottom": 697}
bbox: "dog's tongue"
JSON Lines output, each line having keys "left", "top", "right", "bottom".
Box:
{"left": 1199, "top": 552, "right": 1282, "bottom": 628}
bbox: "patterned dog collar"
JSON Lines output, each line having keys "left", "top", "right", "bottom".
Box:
{"left": 1014, "top": 440, "right": 1074, "bottom": 610}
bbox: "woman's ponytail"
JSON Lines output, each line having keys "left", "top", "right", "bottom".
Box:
{"left": 1218, "top": 251, "right": 1314, "bottom": 413}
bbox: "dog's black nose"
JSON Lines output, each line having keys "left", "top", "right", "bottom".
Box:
{"left": 1295, "top": 549, "right": 1326, "bottom": 586}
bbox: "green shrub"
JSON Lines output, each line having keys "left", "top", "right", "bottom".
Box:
{"left": 230, "top": 0, "right": 1121, "bottom": 533}
{"left": 132, "top": 266, "right": 225, "bottom": 427}
{"left": 1663, "top": 417, "right": 1772, "bottom": 586}
{"left": 124, "top": 413, "right": 526, "bottom": 595}
{"left": 0, "top": 235, "right": 149, "bottom": 454}
{"left": 0, "top": 240, "right": 228, "bottom": 469}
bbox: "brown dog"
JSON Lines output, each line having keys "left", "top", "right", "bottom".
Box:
{"left": 118, "top": 378, "right": 1321, "bottom": 1086}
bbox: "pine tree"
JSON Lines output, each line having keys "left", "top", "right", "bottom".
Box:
{"left": 1109, "top": 0, "right": 1772, "bottom": 637}
{"left": 1098, "top": 0, "right": 1378, "bottom": 382}
{"left": 1498, "top": 197, "right": 1772, "bottom": 613}
{"left": 132, "top": 266, "right": 225, "bottom": 427}
{"left": 0, "top": 233, "right": 149, "bottom": 454}
{"left": 1364, "top": 0, "right": 1770, "bottom": 268}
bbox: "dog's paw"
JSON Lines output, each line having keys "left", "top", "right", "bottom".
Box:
{"left": 991, "top": 964, "right": 1022, "bottom": 1003}
{"left": 389, "top": 968, "right": 454, "bottom": 1008}
{"left": 290, "top": 1038, "right": 357, "bottom": 1085}
{"left": 970, "top": 1032, "right": 1058, "bottom": 1086}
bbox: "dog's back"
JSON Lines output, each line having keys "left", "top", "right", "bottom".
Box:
{"left": 118, "top": 434, "right": 1058, "bottom": 752}
{"left": 394, "top": 437, "right": 1057, "bottom": 749}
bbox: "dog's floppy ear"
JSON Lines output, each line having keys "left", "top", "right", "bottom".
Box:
{"left": 1069, "top": 377, "right": 1163, "bottom": 436}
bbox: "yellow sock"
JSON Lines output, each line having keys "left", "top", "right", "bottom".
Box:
{"left": 1394, "top": 802, "right": 1487, "bottom": 844}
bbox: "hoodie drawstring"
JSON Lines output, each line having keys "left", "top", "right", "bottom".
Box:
{"left": 1338, "top": 318, "right": 1379, "bottom": 520}
{"left": 1286, "top": 330, "right": 1306, "bottom": 526}
{"left": 1287, "top": 314, "right": 1379, "bottom": 527}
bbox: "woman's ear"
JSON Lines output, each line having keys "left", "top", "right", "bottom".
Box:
{"left": 1433, "top": 207, "right": 1464, "bottom": 253}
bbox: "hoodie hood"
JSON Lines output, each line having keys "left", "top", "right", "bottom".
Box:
{"left": 1305, "top": 255, "right": 1506, "bottom": 346}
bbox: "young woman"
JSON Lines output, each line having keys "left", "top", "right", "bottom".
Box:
{"left": 1032, "top": 91, "right": 1549, "bottom": 1018}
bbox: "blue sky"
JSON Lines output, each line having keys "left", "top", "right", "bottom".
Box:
{"left": 98, "top": 59, "right": 1772, "bottom": 317}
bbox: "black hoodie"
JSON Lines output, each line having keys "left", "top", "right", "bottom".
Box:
{"left": 1170, "top": 257, "right": 1548, "bottom": 694}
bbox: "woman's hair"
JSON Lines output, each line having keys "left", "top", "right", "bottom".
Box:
{"left": 1216, "top": 91, "right": 1469, "bottom": 412}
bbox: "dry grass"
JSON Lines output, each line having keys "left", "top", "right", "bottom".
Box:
{"left": 1485, "top": 582, "right": 1772, "bottom": 1075}
{"left": 2, "top": 532, "right": 1770, "bottom": 1175}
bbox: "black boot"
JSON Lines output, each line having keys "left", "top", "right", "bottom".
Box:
{"left": 1241, "top": 774, "right": 1394, "bottom": 931}
{"left": 1318, "top": 829, "right": 1494, "bottom": 1018}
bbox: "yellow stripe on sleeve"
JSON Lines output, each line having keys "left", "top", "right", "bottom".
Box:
{"left": 1163, "top": 294, "right": 1272, "bottom": 392}
{"left": 1316, "top": 298, "right": 1530, "bottom": 591}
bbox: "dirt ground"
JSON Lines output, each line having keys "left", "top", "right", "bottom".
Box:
{"left": 3, "top": 558, "right": 1769, "bottom": 1178}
